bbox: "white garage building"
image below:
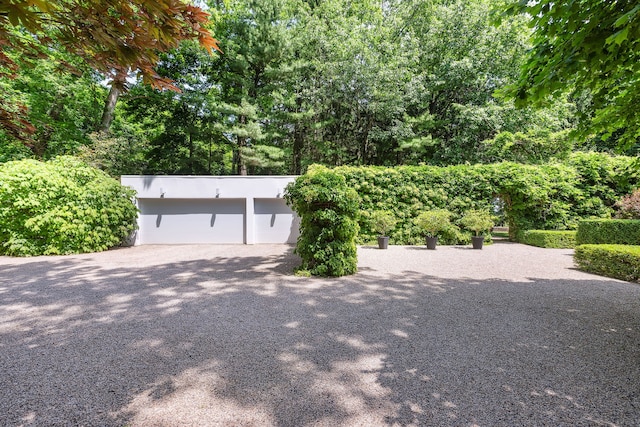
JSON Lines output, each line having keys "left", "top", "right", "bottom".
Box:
{"left": 121, "top": 176, "right": 300, "bottom": 245}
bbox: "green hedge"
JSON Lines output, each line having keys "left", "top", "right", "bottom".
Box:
{"left": 574, "top": 244, "right": 640, "bottom": 282}
{"left": 522, "top": 230, "right": 576, "bottom": 248}
{"left": 331, "top": 153, "right": 638, "bottom": 245}
{"left": 284, "top": 165, "right": 359, "bottom": 276}
{"left": 0, "top": 156, "right": 138, "bottom": 256}
{"left": 285, "top": 153, "right": 639, "bottom": 275}
{"left": 576, "top": 219, "right": 640, "bottom": 245}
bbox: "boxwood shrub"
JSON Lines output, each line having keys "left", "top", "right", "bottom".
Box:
{"left": 285, "top": 165, "right": 359, "bottom": 276}
{"left": 522, "top": 230, "right": 576, "bottom": 248}
{"left": 574, "top": 244, "right": 640, "bottom": 282}
{"left": 0, "top": 156, "right": 138, "bottom": 256}
{"left": 576, "top": 219, "right": 640, "bottom": 245}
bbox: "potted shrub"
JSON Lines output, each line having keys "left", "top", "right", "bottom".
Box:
{"left": 370, "top": 210, "right": 397, "bottom": 249}
{"left": 460, "top": 209, "right": 495, "bottom": 249}
{"left": 415, "top": 209, "right": 451, "bottom": 249}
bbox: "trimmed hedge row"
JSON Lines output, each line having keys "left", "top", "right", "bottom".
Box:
{"left": 522, "top": 230, "right": 576, "bottom": 248}
{"left": 576, "top": 219, "right": 640, "bottom": 245}
{"left": 331, "top": 153, "right": 638, "bottom": 245}
{"left": 574, "top": 245, "right": 640, "bottom": 282}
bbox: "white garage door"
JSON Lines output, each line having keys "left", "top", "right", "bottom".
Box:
{"left": 138, "top": 198, "right": 245, "bottom": 244}
{"left": 254, "top": 198, "right": 300, "bottom": 244}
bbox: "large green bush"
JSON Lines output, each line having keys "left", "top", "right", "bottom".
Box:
{"left": 284, "top": 165, "right": 359, "bottom": 276}
{"left": 0, "top": 156, "right": 138, "bottom": 256}
{"left": 576, "top": 219, "right": 640, "bottom": 245}
{"left": 522, "top": 230, "right": 576, "bottom": 248}
{"left": 574, "top": 244, "right": 640, "bottom": 282}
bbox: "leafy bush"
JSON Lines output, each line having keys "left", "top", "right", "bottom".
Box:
{"left": 0, "top": 156, "right": 138, "bottom": 256}
{"left": 460, "top": 209, "right": 494, "bottom": 236}
{"left": 369, "top": 210, "right": 396, "bottom": 236}
{"left": 576, "top": 219, "right": 640, "bottom": 245}
{"left": 614, "top": 188, "right": 640, "bottom": 219}
{"left": 284, "top": 165, "right": 359, "bottom": 276}
{"left": 574, "top": 244, "right": 640, "bottom": 282}
{"left": 522, "top": 230, "right": 576, "bottom": 248}
{"left": 415, "top": 209, "right": 452, "bottom": 238}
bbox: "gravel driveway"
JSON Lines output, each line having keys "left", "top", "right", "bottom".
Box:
{"left": 1, "top": 242, "right": 639, "bottom": 426}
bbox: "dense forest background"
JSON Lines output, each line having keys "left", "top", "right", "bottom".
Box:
{"left": 1, "top": 0, "right": 638, "bottom": 176}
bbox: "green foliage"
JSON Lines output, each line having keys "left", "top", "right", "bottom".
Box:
{"left": 0, "top": 156, "right": 138, "bottom": 256}
{"left": 502, "top": 0, "right": 640, "bottom": 149}
{"left": 330, "top": 152, "right": 638, "bottom": 244}
{"left": 415, "top": 210, "right": 452, "bottom": 238}
{"left": 521, "top": 230, "right": 576, "bottom": 249}
{"left": 576, "top": 220, "right": 640, "bottom": 246}
{"left": 460, "top": 209, "right": 495, "bottom": 236}
{"left": 284, "top": 165, "right": 360, "bottom": 276}
{"left": 614, "top": 188, "right": 640, "bottom": 219}
{"left": 480, "top": 130, "right": 574, "bottom": 164}
{"left": 574, "top": 244, "right": 640, "bottom": 283}
{"left": 369, "top": 210, "right": 397, "bottom": 236}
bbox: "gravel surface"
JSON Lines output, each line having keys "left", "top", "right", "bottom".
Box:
{"left": 1, "top": 242, "right": 639, "bottom": 426}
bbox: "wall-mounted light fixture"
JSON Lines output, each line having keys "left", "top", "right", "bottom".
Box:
{"left": 160, "top": 188, "right": 165, "bottom": 198}
{"left": 216, "top": 188, "right": 220, "bottom": 198}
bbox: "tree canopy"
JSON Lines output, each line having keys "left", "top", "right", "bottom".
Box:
{"left": 502, "top": 0, "right": 640, "bottom": 149}
{"left": 2, "top": 0, "right": 635, "bottom": 174}
{"left": 0, "top": 0, "right": 219, "bottom": 141}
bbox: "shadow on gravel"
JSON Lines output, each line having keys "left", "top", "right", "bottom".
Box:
{"left": 1, "top": 249, "right": 640, "bottom": 426}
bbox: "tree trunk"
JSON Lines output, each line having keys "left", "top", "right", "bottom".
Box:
{"left": 237, "top": 114, "right": 247, "bottom": 176}
{"left": 292, "top": 97, "right": 304, "bottom": 175}
{"left": 98, "top": 72, "right": 127, "bottom": 133}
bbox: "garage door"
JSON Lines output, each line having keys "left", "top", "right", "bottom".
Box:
{"left": 138, "top": 198, "right": 245, "bottom": 244}
{"left": 254, "top": 198, "right": 300, "bottom": 244}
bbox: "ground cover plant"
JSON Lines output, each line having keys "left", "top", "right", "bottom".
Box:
{"left": 0, "top": 156, "right": 138, "bottom": 256}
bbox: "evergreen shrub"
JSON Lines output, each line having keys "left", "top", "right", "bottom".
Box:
{"left": 285, "top": 165, "right": 359, "bottom": 276}
{"left": 576, "top": 219, "right": 640, "bottom": 245}
{"left": 522, "top": 230, "right": 576, "bottom": 248}
{"left": 0, "top": 156, "right": 138, "bottom": 256}
{"left": 574, "top": 244, "right": 640, "bottom": 282}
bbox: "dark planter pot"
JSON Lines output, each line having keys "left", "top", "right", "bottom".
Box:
{"left": 377, "top": 236, "right": 389, "bottom": 249}
{"left": 426, "top": 236, "right": 438, "bottom": 250}
{"left": 472, "top": 235, "right": 485, "bottom": 249}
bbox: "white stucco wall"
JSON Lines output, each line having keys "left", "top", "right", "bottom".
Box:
{"left": 121, "top": 176, "right": 300, "bottom": 245}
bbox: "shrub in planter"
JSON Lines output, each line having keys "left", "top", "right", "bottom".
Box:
{"left": 370, "top": 210, "right": 396, "bottom": 249}
{"left": 460, "top": 209, "right": 494, "bottom": 249}
{"left": 0, "top": 156, "right": 138, "bottom": 256}
{"left": 576, "top": 219, "right": 640, "bottom": 245}
{"left": 284, "top": 165, "right": 359, "bottom": 276}
{"left": 574, "top": 244, "right": 640, "bottom": 282}
{"left": 522, "top": 230, "right": 577, "bottom": 248}
{"left": 415, "top": 209, "right": 452, "bottom": 249}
